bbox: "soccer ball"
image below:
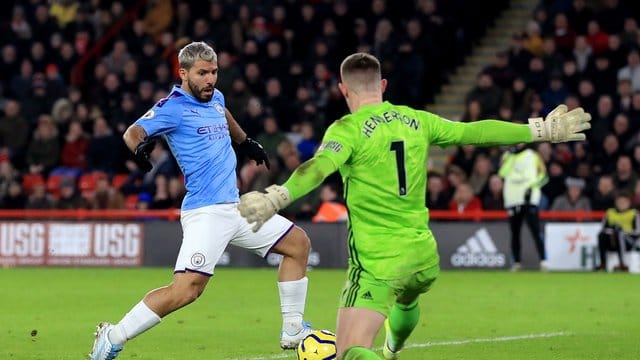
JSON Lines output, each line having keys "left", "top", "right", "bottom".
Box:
{"left": 296, "top": 329, "right": 337, "bottom": 360}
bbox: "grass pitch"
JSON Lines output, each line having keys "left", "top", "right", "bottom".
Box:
{"left": 1, "top": 268, "right": 639, "bottom": 359}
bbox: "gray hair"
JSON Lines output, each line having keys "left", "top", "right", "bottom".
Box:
{"left": 178, "top": 42, "right": 217, "bottom": 69}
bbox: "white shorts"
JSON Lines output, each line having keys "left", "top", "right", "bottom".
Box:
{"left": 174, "top": 203, "right": 294, "bottom": 276}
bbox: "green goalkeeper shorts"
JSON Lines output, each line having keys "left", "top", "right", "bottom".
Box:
{"left": 339, "top": 264, "right": 440, "bottom": 316}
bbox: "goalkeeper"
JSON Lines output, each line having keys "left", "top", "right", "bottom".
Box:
{"left": 239, "top": 53, "right": 591, "bottom": 360}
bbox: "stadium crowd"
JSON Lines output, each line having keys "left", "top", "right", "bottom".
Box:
{"left": 0, "top": 0, "right": 638, "bottom": 220}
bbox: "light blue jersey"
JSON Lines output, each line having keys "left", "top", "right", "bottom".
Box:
{"left": 134, "top": 85, "right": 238, "bottom": 210}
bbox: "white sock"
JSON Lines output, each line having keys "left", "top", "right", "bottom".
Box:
{"left": 278, "top": 276, "right": 308, "bottom": 335}
{"left": 108, "top": 301, "right": 161, "bottom": 346}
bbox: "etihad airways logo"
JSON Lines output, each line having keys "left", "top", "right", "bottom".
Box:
{"left": 450, "top": 228, "right": 506, "bottom": 267}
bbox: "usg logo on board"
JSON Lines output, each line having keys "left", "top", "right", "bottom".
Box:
{"left": 450, "top": 227, "right": 506, "bottom": 268}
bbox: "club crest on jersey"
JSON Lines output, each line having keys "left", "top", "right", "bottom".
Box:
{"left": 190, "top": 253, "right": 206, "bottom": 267}
{"left": 141, "top": 109, "right": 155, "bottom": 119}
{"left": 214, "top": 103, "right": 224, "bottom": 114}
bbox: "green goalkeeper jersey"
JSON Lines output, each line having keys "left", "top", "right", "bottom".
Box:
{"left": 285, "top": 101, "right": 532, "bottom": 279}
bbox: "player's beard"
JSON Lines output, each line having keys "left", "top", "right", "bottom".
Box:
{"left": 187, "top": 78, "right": 214, "bottom": 102}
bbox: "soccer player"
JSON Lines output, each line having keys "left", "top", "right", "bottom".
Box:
{"left": 89, "top": 42, "right": 313, "bottom": 359}
{"left": 238, "top": 53, "right": 591, "bottom": 360}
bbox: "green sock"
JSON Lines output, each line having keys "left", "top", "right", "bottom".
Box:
{"left": 342, "top": 346, "right": 381, "bottom": 360}
{"left": 387, "top": 300, "right": 420, "bottom": 351}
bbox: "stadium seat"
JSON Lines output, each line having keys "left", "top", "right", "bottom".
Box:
{"left": 22, "top": 174, "right": 45, "bottom": 194}
{"left": 78, "top": 171, "right": 107, "bottom": 197}
{"left": 125, "top": 194, "right": 140, "bottom": 209}
{"left": 46, "top": 174, "right": 67, "bottom": 200}
{"left": 111, "top": 173, "right": 129, "bottom": 190}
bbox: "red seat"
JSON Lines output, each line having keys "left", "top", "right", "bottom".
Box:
{"left": 125, "top": 194, "right": 139, "bottom": 210}
{"left": 22, "top": 174, "right": 45, "bottom": 194}
{"left": 112, "top": 173, "right": 129, "bottom": 190}
{"left": 78, "top": 173, "right": 97, "bottom": 193}
{"left": 46, "top": 174, "right": 66, "bottom": 200}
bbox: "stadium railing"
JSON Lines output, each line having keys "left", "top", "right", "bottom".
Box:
{"left": 0, "top": 209, "right": 604, "bottom": 222}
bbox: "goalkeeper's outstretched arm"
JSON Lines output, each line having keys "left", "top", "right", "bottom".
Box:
{"left": 238, "top": 155, "right": 338, "bottom": 231}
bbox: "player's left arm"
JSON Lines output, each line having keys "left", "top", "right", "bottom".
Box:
{"left": 224, "top": 108, "right": 247, "bottom": 143}
{"left": 225, "top": 108, "right": 270, "bottom": 168}
{"left": 427, "top": 105, "right": 591, "bottom": 147}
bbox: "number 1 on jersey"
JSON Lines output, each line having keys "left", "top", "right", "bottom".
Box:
{"left": 390, "top": 141, "right": 407, "bottom": 196}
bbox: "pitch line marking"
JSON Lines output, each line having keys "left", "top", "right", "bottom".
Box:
{"left": 225, "top": 331, "right": 571, "bottom": 360}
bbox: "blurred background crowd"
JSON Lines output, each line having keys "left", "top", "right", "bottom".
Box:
{"left": 0, "top": 0, "right": 638, "bottom": 221}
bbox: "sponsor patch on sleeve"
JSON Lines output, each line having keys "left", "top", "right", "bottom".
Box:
{"left": 141, "top": 109, "right": 155, "bottom": 119}
{"left": 318, "top": 140, "right": 343, "bottom": 153}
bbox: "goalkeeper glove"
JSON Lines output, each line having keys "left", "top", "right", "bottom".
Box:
{"left": 238, "top": 185, "right": 291, "bottom": 232}
{"left": 528, "top": 105, "right": 591, "bottom": 143}
{"left": 134, "top": 138, "right": 156, "bottom": 173}
{"left": 240, "top": 137, "right": 270, "bottom": 169}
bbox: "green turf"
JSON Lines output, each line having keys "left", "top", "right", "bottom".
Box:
{"left": 1, "top": 268, "right": 639, "bottom": 359}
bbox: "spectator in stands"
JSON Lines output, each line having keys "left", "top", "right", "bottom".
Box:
{"left": 225, "top": 77, "right": 252, "bottom": 120}
{"left": 507, "top": 30, "right": 542, "bottom": 71}
{"left": 0, "top": 161, "right": 18, "bottom": 200}
{"left": 26, "top": 115, "right": 60, "bottom": 175}
{"left": 499, "top": 143, "right": 548, "bottom": 271}
{"left": 1, "top": 180, "right": 26, "bottom": 209}
{"left": 617, "top": 48, "right": 640, "bottom": 92}
{"left": 296, "top": 122, "right": 319, "bottom": 162}
{"left": 592, "top": 174, "right": 616, "bottom": 210}
{"left": 550, "top": 176, "right": 591, "bottom": 211}
{"left": 502, "top": 77, "right": 536, "bottom": 120}
{"left": 573, "top": 36, "right": 592, "bottom": 73}
{"left": 86, "top": 116, "right": 119, "bottom": 174}
{"left": 0, "top": 99, "right": 29, "bottom": 167}
{"left": 256, "top": 116, "right": 287, "bottom": 160}
{"left": 553, "top": 12, "right": 577, "bottom": 56}
{"left": 541, "top": 75, "right": 569, "bottom": 113}
{"left": 263, "top": 78, "right": 295, "bottom": 132}
{"left": 567, "top": 0, "right": 595, "bottom": 35}
{"left": 466, "top": 73, "right": 502, "bottom": 118}
{"left": 589, "top": 95, "right": 615, "bottom": 146}
{"left": 484, "top": 51, "right": 517, "bottom": 90}
{"left": 59, "top": 119, "right": 88, "bottom": 172}
{"left": 468, "top": 154, "right": 493, "bottom": 196}
{"left": 25, "top": 182, "right": 54, "bottom": 209}
{"left": 450, "top": 145, "right": 478, "bottom": 177}
{"left": 54, "top": 176, "right": 86, "bottom": 209}
{"left": 88, "top": 173, "right": 124, "bottom": 209}
{"left": 596, "top": 191, "right": 639, "bottom": 272}
{"left": 585, "top": 20, "right": 608, "bottom": 55}
{"left": 426, "top": 172, "right": 450, "bottom": 210}
{"left": 22, "top": 72, "right": 53, "bottom": 126}
{"left": 9, "top": 58, "right": 33, "bottom": 101}
{"left": 586, "top": 55, "right": 617, "bottom": 97}
{"left": 482, "top": 174, "right": 505, "bottom": 210}
{"left": 312, "top": 183, "right": 347, "bottom": 223}
{"left": 524, "top": 56, "right": 549, "bottom": 93}
{"left": 613, "top": 155, "right": 638, "bottom": 193}
{"left": 449, "top": 182, "right": 482, "bottom": 214}
{"left": 593, "top": 133, "right": 621, "bottom": 175}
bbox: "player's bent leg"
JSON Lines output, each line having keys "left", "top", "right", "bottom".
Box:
{"left": 90, "top": 272, "right": 210, "bottom": 359}
{"left": 144, "top": 271, "right": 211, "bottom": 317}
{"left": 383, "top": 265, "right": 439, "bottom": 359}
{"left": 336, "top": 307, "right": 386, "bottom": 359}
{"left": 271, "top": 226, "right": 313, "bottom": 349}
{"left": 271, "top": 225, "right": 311, "bottom": 281}
{"left": 383, "top": 301, "right": 419, "bottom": 360}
